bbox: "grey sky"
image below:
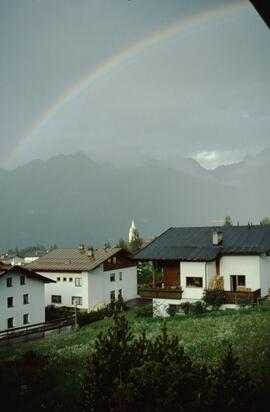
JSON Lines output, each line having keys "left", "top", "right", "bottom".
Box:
{"left": 0, "top": 0, "right": 269, "bottom": 170}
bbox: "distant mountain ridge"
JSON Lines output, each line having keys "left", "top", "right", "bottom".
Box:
{"left": 0, "top": 150, "right": 269, "bottom": 250}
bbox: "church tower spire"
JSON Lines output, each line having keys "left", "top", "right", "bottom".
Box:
{"left": 128, "top": 220, "right": 137, "bottom": 243}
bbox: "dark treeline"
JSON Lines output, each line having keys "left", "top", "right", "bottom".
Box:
{"left": 6, "top": 244, "right": 57, "bottom": 257}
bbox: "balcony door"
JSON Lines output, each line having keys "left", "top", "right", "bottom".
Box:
{"left": 230, "top": 275, "right": 246, "bottom": 291}
{"left": 163, "top": 262, "right": 180, "bottom": 288}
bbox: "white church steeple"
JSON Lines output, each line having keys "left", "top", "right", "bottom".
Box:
{"left": 128, "top": 220, "right": 137, "bottom": 243}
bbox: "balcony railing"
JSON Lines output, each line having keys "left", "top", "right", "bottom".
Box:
{"left": 138, "top": 285, "right": 182, "bottom": 300}
{"left": 223, "top": 289, "right": 261, "bottom": 304}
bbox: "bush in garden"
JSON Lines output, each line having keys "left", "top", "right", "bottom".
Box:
{"left": 77, "top": 309, "right": 106, "bottom": 327}
{"left": 189, "top": 301, "right": 206, "bottom": 315}
{"left": 166, "top": 304, "right": 177, "bottom": 317}
{"left": 134, "top": 303, "right": 153, "bottom": 318}
{"left": 180, "top": 301, "right": 191, "bottom": 314}
{"left": 202, "top": 289, "right": 225, "bottom": 309}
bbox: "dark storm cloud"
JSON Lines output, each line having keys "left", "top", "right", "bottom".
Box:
{"left": 0, "top": 0, "right": 269, "bottom": 169}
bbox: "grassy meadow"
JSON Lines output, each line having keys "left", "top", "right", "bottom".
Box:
{"left": 1, "top": 303, "right": 270, "bottom": 411}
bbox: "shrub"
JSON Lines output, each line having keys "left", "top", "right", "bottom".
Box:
{"left": 166, "top": 304, "right": 177, "bottom": 317}
{"left": 134, "top": 303, "right": 153, "bottom": 318}
{"left": 180, "top": 301, "right": 191, "bottom": 314}
{"left": 189, "top": 301, "right": 206, "bottom": 315}
{"left": 77, "top": 309, "right": 106, "bottom": 327}
{"left": 202, "top": 289, "right": 225, "bottom": 309}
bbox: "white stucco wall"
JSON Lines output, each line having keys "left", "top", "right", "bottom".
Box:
{"left": 219, "top": 256, "right": 260, "bottom": 291}
{"left": 88, "top": 265, "right": 137, "bottom": 310}
{"left": 0, "top": 272, "right": 45, "bottom": 330}
{"left": 180, "top": 262, "right": 206, "bottom": 300}
{"left": 41, "top": 271, "right": 89, "bottom": 310}
{"left": 260, "top": 256, "right": 270, "bottom": 296}
{"left": 41, "top": 264, "right": 137, "bottom": 312}
{"left": 206, "top": 261, "right": 216, "bottom": 286}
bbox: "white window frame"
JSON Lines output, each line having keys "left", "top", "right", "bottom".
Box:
{"left": 23, "top": 293, "right": 29, "bottom": 304}
{"left": 7, "top": 296, "right": 14, "bottom": 308}
{"left": 186, "top": 277, "right": 203, "bottom": 288}
{"left": 7, "top": 317, "right": 14, "bottom": 329}
{"left": 23, "top": 313, "right": 30, "bottom": 325}
{"left": 75, "top": 277, "right": 82, "bottom": 287}
{"left": 51, "top": 295, "right": 62, "bottom": 304}
{"left": 72, "top": 296, "right": 83, "bottom": 306}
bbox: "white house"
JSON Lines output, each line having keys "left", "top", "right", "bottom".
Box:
{"left": 26, "top": 246, "right": 137, "bottom": 312}
{"left": 0, "top": 265, "right": 55, "bottom": 331}
{"left": 1, "top": 254, "right": 24, "bottom": 266}
{"left": 134, "top": 225, "right": 270, "bottom": 316}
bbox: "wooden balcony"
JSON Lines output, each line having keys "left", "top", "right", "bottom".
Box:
{"left": 138, "top": 285, "right": 182, "bottom": 300}
{"left": 223, "top": 289, "right": 261, "bottom": 304}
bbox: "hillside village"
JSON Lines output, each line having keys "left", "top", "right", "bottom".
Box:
{"left": 1, "top": 220, "right": 270, "bottom": 337}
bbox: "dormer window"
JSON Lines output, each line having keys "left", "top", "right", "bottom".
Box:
{"left": 212, "top": 230, "right": 223, "bottom": 246}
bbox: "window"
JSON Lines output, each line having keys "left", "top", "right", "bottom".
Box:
{"left": 186, "top": 277, "right": 203, "bottom": 288}
{"left": 6, "top": 277, "right": 12, "bottom": 287}
{"left": 20, "top": 276, "right": 26, "bottom": 285}
{"left": 72, "top": 296, "right": 83, "bottom": 306}
{"left": 69, "top": 277, "right": 73, "bottom": 282}
{"left": 110, "top": 273, "right": 115, "bottom": 282}
{"left": 238, "top": 276, "right": 246, "bottom": 286}
{"left": 113, "top": 257, "right": 117, "bottom": 264}
{"left": 7, "top": 297, "right": 14, "bottom": 307}
{"left": 119, "top": 272, "right": 122, "bottom": 281}
{"left": 7, "top": 317, "right": 14, "bottom": 329}
{"left": 23, "top": 314, "right": 29, "bottom": 325}
{"left": 230, "top": 275, "right": 246, "bottom": 291}
{"left": 118, "top": 289, "right": 122, "bottom": 298}
{"left": 63, "top": 277, "right": 67, "bottom": 282}
{"left": 110, "top": 290, "right": 115, "bottom": 302}
{"left": 23, "top": 294, "right": 29, "bottom": 304}
{"left": 75, "top": 277, "right": 82, "bottom": 287}
{"left": 57, "top": 277, "right": 61, "bottom": 282}
{"left": 51, "top": 295, "right": 62, "bottom": 304}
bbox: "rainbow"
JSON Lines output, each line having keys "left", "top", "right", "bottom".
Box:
{"left": 5, "top": 0, "right": 248, "bottom": 168}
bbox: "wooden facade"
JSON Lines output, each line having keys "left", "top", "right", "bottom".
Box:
{"left": 223, "top": 289, "right": 261, "bottom": 304}
{"left": 138, "top": 286, "right": 182, "bottom": 300}
{"left": 103, "top": 250, "right": 136, "bottom": 271}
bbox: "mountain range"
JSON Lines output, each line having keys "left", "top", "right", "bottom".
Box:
{"left": 0, "top": 150, "right": 269, "bottom": 250}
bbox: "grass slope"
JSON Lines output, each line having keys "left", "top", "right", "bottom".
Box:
{"left": 1, "top": 305, "right": 270, "bottom": 410}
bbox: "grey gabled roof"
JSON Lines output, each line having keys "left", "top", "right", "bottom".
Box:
{"left": 134, "top": 225, "right": 270, "bottom": 261}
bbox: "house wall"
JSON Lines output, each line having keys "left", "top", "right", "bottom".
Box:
{"left": 219, "top": 256, "right": 260, "bottom": 291}
{"left": 180, "top": 262, "right": 206, "bottom": 300}
{"left": 206, "top": 261, "right": 216, "bottom": 286}
{"left": 40, "top": 264, "right": 137, "bottom": 312}
{"left": 260, "top": 256, "right": 270, "bottom": 296}
{"left": 0, "top": 272, "right": 45, "bottom": 330}
{"left": 88, "top": 265, "right": 137, "bottom": 310}
{"left": 40, "top": 271, "right": 89, "bottom": 310}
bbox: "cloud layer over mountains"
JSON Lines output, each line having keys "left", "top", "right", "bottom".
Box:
{"left": 0, "top": 150, "right": 269, "bottom": 250}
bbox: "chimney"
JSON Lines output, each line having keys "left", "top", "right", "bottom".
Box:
{"left": 212, "top": 229, "right": 223, "bottom": 246}
{"left": 79, "top": 243, "right": 85, "bottom": 250}
{"left": 87, "top": 247, "right": 94, "bottom": 257}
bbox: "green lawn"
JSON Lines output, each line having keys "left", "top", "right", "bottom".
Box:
{"left": 1, "top": 304, "right": 270, "bottom": 411}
